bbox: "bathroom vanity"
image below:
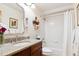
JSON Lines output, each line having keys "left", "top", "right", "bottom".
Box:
{"left": 12, "top": 41, "right": 42, "bottom": 56}
{"left": 0, "top": 40, "right": 42, "bottom": 56}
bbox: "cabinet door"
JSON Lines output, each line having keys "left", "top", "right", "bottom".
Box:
{"left": 12, "top": 47, "right": 31, "bottom": 56}
{"left": 31, "top": 49, "right": 42, "bottom": 56}
{"left": 31, "top": 42, "right": 42, "bottom": 56}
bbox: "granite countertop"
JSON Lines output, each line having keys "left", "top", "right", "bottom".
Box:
{"left": 0, "top": 39, "right": 42, "bottom": 56}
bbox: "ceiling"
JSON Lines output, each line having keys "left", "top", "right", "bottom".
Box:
{"left": 3, "top": 3, "right": 23, "bottom": 12}
{"left": 35, "top": 3, "right": 73, "bottom": 12}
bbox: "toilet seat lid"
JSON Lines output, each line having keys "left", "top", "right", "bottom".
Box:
{"left": 43, "top": 47, "right": 52, "bottom": 52}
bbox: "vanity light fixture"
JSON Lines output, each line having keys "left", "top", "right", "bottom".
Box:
{"left": 24, "top": 3, "right": 36, "bottom": 8}
{"left": 26, "top": 2, "right": 32, "bottom": 6}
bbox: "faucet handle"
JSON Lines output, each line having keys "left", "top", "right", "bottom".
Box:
{"left": 10, "top": 39, "right": 13, "bottom": 43}
{"left": 27, "top": 36, "right": 30, "bottom": 39}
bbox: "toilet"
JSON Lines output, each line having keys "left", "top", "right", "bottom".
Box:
{"left": 42, "top": 47, "right": 63, "bottom": 56}
{"left": 42, "top": 47, "right": 53, "bottom": 56}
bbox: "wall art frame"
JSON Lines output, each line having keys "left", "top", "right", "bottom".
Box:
{"left": 9, "top": 17, "right": 18, "bottom": 29}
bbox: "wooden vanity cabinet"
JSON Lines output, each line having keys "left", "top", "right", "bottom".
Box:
{"left": 12, "top": 41, "right": 42, "bottom": 56}
{"left": 31, "top": 42, "right": 42, "bottom": 56}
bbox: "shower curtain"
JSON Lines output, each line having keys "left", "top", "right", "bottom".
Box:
{"left": 64, "top": 10, "right": 75, "bottom": 56}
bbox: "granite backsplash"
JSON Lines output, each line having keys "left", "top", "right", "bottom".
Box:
{"left": 3, "top": 36, "right": 30, "bottom": 44}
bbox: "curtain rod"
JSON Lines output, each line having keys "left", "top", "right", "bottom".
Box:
{"left": 41, "top": 8, "right": 74, "bottom": 17}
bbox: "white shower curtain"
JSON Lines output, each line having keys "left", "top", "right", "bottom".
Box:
{"left": 64, "top": 10, "right": 75, "bottom": 56}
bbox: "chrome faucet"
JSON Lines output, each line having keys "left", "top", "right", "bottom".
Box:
{"left": 15, "top": 34, "right": 18, "bottom": 43}
{"left": 11, "top": 35, "right": 18, "bottom": 44}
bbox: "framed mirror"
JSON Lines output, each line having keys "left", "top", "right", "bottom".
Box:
{"left": 77, "top": 4, "right": 79, "bottom": 26}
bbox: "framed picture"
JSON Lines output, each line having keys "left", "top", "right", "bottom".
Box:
{"left": 9, "top": 17, "right": 18, "bottom": 29}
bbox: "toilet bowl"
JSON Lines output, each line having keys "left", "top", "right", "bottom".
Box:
{"left": 42, "top": 47, "right": 63, "bottom": 56}
{"left": 42, "top": 47, "right": 53, "bottom": 56}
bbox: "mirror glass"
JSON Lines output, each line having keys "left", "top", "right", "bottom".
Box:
{"left": 77, "top": 4, "right": 79, "bottom": 26}
{"left": 1, "top": 3, "right": 25, "bottom": 35}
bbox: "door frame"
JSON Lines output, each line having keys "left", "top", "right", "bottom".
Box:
{"left": 73, "top": 3, "right": 79, "bottom": 56}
